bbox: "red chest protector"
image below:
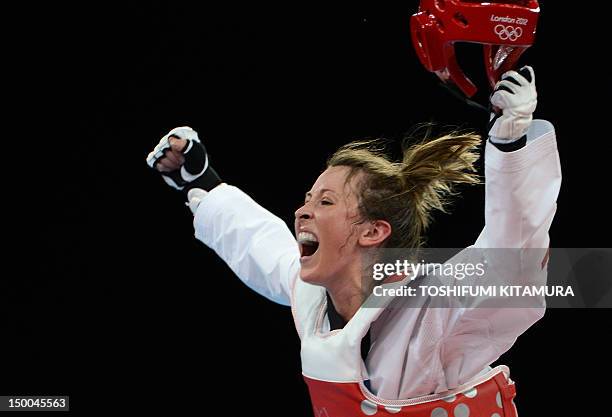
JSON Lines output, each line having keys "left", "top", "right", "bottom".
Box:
{"left": 292, "top": 278, "right": 519, "bottom": 417}
{"left": 305, "top": 367, "right": 517, "bottom": 417}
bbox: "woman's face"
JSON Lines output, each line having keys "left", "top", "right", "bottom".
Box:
{"left": 294, "top": 166, "right": 367, "bottom": 286}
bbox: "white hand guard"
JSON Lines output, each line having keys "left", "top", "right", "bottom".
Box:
{"left": 488, "top": 66, "right": 537, "bottom": 143}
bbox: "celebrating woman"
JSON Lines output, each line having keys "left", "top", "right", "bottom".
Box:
{"left": 147, "top": 65, "right": 561, "bottom": 416}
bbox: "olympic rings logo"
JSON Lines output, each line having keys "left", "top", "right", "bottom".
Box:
{"left": 494, "top": 24, "right": 523, "bottom": 41}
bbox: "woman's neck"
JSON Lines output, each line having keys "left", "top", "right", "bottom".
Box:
{"left": 325, "top": 278, "right": 365, "bottom": 323}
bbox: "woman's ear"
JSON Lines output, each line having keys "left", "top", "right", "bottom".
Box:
{"left": 358, "top": 220, "right": 392, "bottom": 248}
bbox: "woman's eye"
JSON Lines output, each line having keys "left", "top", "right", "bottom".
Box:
{"left": 321, "top": 200, "right": 333, "bottom": 205}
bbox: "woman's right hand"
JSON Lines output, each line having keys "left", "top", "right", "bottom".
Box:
{"left": 154, "top": 136, "right": 187, "bottom": 173}
{"left": 146, "top": 126, "right": 222, "bottom": 192}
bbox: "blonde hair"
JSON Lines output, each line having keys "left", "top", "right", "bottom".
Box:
{"left": 327, "top": 129, "right": 481, "bottom": 248}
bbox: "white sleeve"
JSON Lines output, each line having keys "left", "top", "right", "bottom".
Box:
{"left": 474, "top": 119, "right": 562, "bottom": 249}
{"left": 440, "top": 119, "right": 562, "bottom": 385}
{"left": 192, "top": 184, "right": 300, "bottom": 306}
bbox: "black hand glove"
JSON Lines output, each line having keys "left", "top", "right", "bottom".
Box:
{"left": 146, "top": 126, "right": 222, "bottom": 193}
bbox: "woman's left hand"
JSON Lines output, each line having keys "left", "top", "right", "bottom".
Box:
{"left": 488, "top": 65, "right": 537, "bottom": 142}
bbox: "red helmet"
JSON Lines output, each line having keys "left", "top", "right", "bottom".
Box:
{"left": 411, "top": 0, "right": 540, "bottom": 97}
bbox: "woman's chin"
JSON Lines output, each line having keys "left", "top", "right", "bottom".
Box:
{"left": 299, "top": 265, "right": 326, "bottom": 286}
{"left": 299, "top": 269, "right": 318, "bottom": 284}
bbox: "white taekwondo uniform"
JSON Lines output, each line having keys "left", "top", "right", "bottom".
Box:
{"left": 192, "top": 120, "right": 561, "bottom": 416}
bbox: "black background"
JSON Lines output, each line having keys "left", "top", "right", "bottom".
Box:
{"left": 3, "top": 1, "right": 610, "bottom": 415}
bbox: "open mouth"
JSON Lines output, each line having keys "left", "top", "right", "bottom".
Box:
{"left": 297, "top": 232, "right": 319, "bottom": 258}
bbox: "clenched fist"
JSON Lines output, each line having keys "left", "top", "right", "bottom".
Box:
{"left": 146, "top": 126, "right": 222, "bottom": 194}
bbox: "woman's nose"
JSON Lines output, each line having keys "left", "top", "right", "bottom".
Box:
{"left": 295, "top": 205, "right": 312, "bottom": 220}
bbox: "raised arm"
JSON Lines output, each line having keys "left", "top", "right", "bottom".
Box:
{"left": 475, "top": 66, "right": 561, "bottom": 250}
{"left": 192, "top": 184, "right": 300, "bottom": 306}
{"left": 440, "top": 67, "right": 562, "bottom": 386}
{"left": 146, "top": 127, "right": 300, "bottom": 306}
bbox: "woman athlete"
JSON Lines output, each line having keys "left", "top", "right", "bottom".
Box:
{"left": 146, "top": 66, "right": 561, "bottom": 416}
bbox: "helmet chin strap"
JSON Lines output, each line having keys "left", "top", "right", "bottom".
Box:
{"left": 438, "top": 81, "right": 490, "bottom": 115}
